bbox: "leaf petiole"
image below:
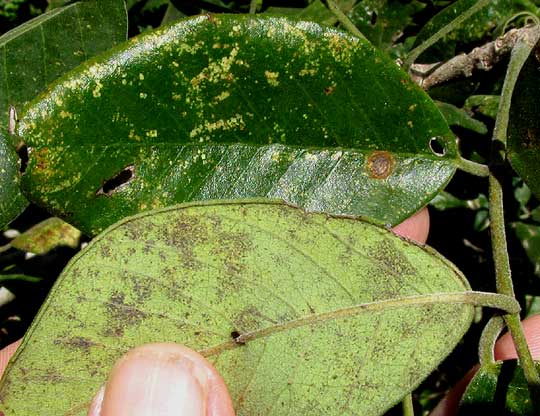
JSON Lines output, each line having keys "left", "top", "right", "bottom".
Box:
{"left": 478, "top": 315, "right": 505, "bottom": 366}
{"left": 456, "top": 157, "right": 489, "bottom": 177}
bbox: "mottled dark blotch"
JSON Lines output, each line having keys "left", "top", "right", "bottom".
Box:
{"left": 367, "top": 151, "right": 395, "bottom": 179}
{"left": 105, "top": 292, "right": 146, "bottom": 337}
{"left": 371, "top": 239, "right": 417, "bottom": 278}
{"left": 53, "top": 336, "right": 97, "bottom": 353}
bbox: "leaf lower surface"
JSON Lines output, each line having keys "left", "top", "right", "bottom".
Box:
{"left": 0, "top": 200, "right": 474, "bottom": 415}
{"left": 17, "top": 15, "right": 458, "bottom": 236}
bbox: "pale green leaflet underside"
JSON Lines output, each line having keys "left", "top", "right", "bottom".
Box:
{"left": 0, "top": 201, "right": 476, "bottom": 415}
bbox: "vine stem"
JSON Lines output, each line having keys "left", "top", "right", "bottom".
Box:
{"left": 403, "top": 0, "right": 490, "bottom": 69}
{"left": 326, "top": 0, "right": 367, "bottom": 41}
{"left": 487, "top": 27, "right": 540, "bottom": 387}
{"left": 489, "top": 174, "right": 540, "bottom": 385}
{"left": 402, "top": 393, "right": 414, "bottom": 416}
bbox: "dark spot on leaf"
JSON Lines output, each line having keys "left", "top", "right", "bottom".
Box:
{"left": 230, "top": 330, "right": 245, "bottom": 345}
{"left": 324, "top": 86, "right": 335, "bottom": 95}
{"left": 204, "top": 13, "right": 218, "bottom": 25}
{"left": 105, "top": 292, "right": 146, "bottom": 337}
{"left": 370, "top": 11, "right": 378, "bottom": 26}
{"left": 523, "top": 128, "right": 540, "bottom": 149}
{"left": 367, "top": 151, "right": 395, "bottom": 179}
{"left": 53, "top": 336, "right": 97, "bottom": 352}
{"left": 429, "top": 137, "right": 446, "bottom": 156}
{"left": 96, "top": 165, "right": 135, "bottom": 196}
{"left": 16, "top": 143, "right": 28, "bottom": 174}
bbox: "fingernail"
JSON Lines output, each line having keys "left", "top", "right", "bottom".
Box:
{"left": 98, "top": 347, "right": 209, "bottom": 416}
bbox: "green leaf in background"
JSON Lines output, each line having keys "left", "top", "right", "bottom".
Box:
{"left": 7, "top": 217, "right": 81, "bottom": 254}
{"left": 0, "top": 200, "right": 475, "bottom": 415}
{"left": 507, "top": 34, "right": 540, "bottom": 200}
{"left": 0, "top": 0, "right": 128, "bottom": 132}
{"left": 265, "top": 0, "right": 356, "bottom": 26}
{"left": 436, "top": 101, "right": 488, "bottom": 135}
{"left": 0, "top": 274, "right": 42, "bottom": 298}
{"left": 459, "top": 361, "right": 540, "bottom": 414}
{"left": 512, "top": 222, "right": 540, "bottom": 277}
{"left": 161, "top": 1, "right": 186, "bottom": 25}
{"left": 0, "top": 135, "right": 27, "bottom": 228}
{"left": 464, "top": 95, "right": 501, "bottom": 121}
{"left": 346, "top": 0, "right": 425, "bottom": 52}
{"left": 413, "top": 0, "right": 538, "bottom": 62}
{"left": 17, "top": 15, "right": 458, "bottom": 236}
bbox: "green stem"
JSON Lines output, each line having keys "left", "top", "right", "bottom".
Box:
{"left": 478, "top": 315, "right": 505, "bottom": 366}
{"left": 487, "top": 27, "right": 540, "bottom": 387}
{"left": 404, "top": 0, "right": 490, "bottom": 69}
{"left": 326, "top": 0, "right": 367, "bottom": 41}
{"left": 456, "top": 157, "right": 490, "bottom": 177}
{"left": 489, "top": 174, "right": 540, "bottom": 385}
{"left": 402, "top": 393, "right": 414, "bottom": 416}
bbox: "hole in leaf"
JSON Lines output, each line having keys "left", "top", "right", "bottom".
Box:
{"left": 429, "top": 137, "right": 446, "bottom": 157}
{"left": 370, "top": 11, "right": 378, "bottom": 25}
{"left": 96, "top": 165, "right": 135, "bottom": 196}
{"left": 230, "top": 330, "right": 245, "bottom": 344}
{"left": 16, "top": 144, "right": 28, "bottom": 173}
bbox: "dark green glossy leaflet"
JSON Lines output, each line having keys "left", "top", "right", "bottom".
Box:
{"left": 266, "top": 0, "right": 356, "bottom": 26}
{"left": 0, "top": 0, "right": 128, "bottom": 131}
{"left": 0, "top": 135, "right": 26, "bottom": 228}
{"left": 0, "top": 201, "right": 477, "bottom": 415}
{"left": 17, "top": 15, "right": 458, "bottom": 236}
{"left": 0, "top": 0, "right": 128, "bottom": 226}
{"left": 507, "top": 34, "right": 540, "bottom": 200}
{"left": 347, "top": 0, "right": 425, "bottom": 53}
{"left": 413, "top": 0, "right": 538, "bottom": 62}
{"left": 435, "top": 101, "right": 488, "bottom": 135}
{"left": 459, "top": 361, "right": 540, "bottom": 415}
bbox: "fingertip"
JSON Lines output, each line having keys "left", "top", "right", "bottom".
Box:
{"left": 0, "top": 340, "right": 21, "bottom": 377}
{"left": 96, "top": 343, "right": 235, "bottom": 416}
{"left": 494, "top": 314, "right": 540, "bottom": 361}
{"left": 392, "top": 207, "right": 430, "bottom": 244}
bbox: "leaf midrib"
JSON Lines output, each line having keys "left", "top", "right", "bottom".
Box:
{"left": 25, "top": 141, "right": 451, "bottom": 161}
{"left": 199, "top": 291, "right": 483, "bottom": 357}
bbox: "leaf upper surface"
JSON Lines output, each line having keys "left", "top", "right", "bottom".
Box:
{"left": 0, "top": 135, "right": 27, "bottom": 228}
{"left": 0, "top": 0, "right": 128, "bottom": 130}
{"left": 459, "top": 361, "right": 540, "bottom": 414}
{"left": 17, "top": 15, "right": 458, "bottom": 236}
{"left": 0, "top": 201, "right": 474, "bottom": 415}
{"left": 0, "top": 0, "right": 128, "bottom": 225}
{"left": 507, "top": 33, "right": 540, "bottom": 200}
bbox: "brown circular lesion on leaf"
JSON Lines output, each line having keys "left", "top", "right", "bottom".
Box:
{"left": 324, "top": 86, "right": 335, "bottom": 95}
{"left": 366, "top": 151, "right": 395, "bottom": 179}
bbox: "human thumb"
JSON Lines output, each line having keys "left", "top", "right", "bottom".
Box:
{"left": 88, "top": 343, "right": 235, "bottom": 416}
